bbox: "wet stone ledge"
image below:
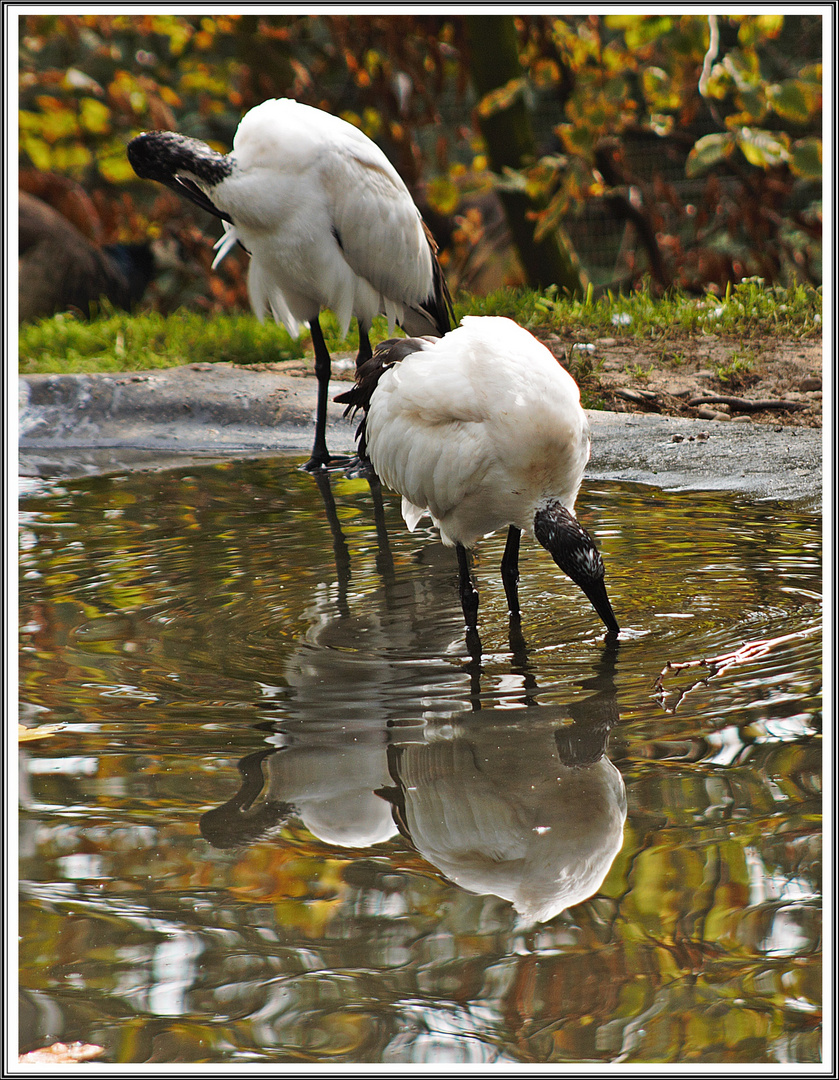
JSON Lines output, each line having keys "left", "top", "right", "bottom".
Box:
{"left": 18, "top": 364, "right": 822, "bottom": 510}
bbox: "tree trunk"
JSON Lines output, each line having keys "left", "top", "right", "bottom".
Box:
{"left": 465, "top": 15, "right": 585, "bottom": 296}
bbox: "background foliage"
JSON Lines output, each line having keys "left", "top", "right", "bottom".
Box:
{"left": 19, "top": 13, "right": 822, "bottom": 311}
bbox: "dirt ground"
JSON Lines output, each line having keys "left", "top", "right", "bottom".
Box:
{"left": 267, "top": 331, "right": 822, "bottom": 429}
{"left": 541, "top": 331, "right": 823, "bottom": 429}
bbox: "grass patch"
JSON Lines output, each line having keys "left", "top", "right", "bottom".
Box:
{"left": 477, "top": 277, "right": 822, "bottom": 339}
{"left": 713, "top": 349, "right": 757, "bottom": 388}
{"left": 19, "top": 279, "right": 821, "bottom": 375}
{"left": 18, "top": 309, "right": 309, "bottom": 375}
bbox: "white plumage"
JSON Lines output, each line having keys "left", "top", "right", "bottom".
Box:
{"left": 337, "top": 316, "right": 619, "bottom": 635}
{"left": 128, "top": 97, "right": 451, "bottom": 469}
{"left": 366, "top": 316, "right": 590, "bottom": 545}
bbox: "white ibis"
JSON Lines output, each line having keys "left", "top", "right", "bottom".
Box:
{"left": 336, "top": 315, "right": 620, "bottom": 636}
{"left": 127, "top": 97, "right": 453, "bottom": 470}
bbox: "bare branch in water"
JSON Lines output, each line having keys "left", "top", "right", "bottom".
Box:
{"left": 654, "top": 625, "right": 821, "bottom": 713}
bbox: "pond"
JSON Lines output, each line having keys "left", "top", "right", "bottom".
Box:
{"left": 18, "top": 455, "right": 822, "bottom": 1066}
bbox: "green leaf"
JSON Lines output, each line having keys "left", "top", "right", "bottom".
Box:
{"left": 738, "top": 14, "right": 784, "bottom": 45}
{"left": 769, "top": 80, "right": 817, "bottom": 123}
{"left": 79, "top": 97, "right": 111, "bottom": 135}
{"left": 426, "top": 176, "right": 460, "bottom": 216}
{"left": 686, "top": 132, "right": 733, "bottom": 176}
{"left": 789, "top": 138, "right": 822, "bottom": 180}
{"left": 736, "top": 126, "right": 790, "bottom": 168}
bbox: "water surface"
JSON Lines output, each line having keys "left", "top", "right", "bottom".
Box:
{"left": 18, "top": 456, "right": 822, "bottom": 1065}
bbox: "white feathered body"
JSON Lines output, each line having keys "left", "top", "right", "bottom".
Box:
{"left": 206, "top": 98, "right": 436, "bottom": 338}
{"left": 365, "top": 316, "right": 591, "bottom": 547}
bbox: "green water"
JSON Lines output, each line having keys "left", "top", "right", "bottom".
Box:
{"left": 18, "top": 457, "right": 822, "bottom": 1065}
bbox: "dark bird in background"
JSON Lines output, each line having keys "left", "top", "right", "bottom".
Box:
{"left": 127, "top": 97, "right": 454, "bottom": 470}
{"left": 18, "top": 190, "right": 175, "bottom": 324}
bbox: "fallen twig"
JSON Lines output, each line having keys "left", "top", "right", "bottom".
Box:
{"left": 654, "top": 625, "right": 821, "bottom": 713}
{"left": 687, "top": 394, "right": 808, "bottom": 412}
{"left": 614, "top": 387, "right": 662, "bottom": 409}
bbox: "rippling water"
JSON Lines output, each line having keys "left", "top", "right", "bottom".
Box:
{"left": 18, "top": 457, "right": 822, "bottom": 1065}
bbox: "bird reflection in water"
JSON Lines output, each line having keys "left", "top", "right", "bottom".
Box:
{"left": 201, "top": 473, "right": 626, "bottom": 927}
{"left": 379, "top": 644, "right": 625, "bottom": 925}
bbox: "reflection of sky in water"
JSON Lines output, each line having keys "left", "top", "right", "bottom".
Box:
{"left": 18, "top": 462, "right": 822, "bottom": 1064}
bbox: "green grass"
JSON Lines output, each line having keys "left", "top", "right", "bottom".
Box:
{"left": 18, "top": 279, "right": 821, "bottom": 375}
{"left": 458, "top": 278, "right": 822, "bottom": 338}
{"left": 18, "top": 309, "right": 308, "bottom": 375}
{"left": 713, "top": 349, "right": 756, "bottom": 385}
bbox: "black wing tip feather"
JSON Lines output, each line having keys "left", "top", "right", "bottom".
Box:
{"left": 334, "top": 336, "right": 431, "bottom": 456}
{"left": 422, "top": 220, "right": 455, "bottom": 336}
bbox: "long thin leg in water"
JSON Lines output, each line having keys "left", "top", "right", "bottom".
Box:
{"left": 306, "top": 318, "right": 351, "bottom": 471}
{"left": 367, "top": 471, "right": 395, "bottom": 585}
{"left": 456, "top": 543, "right": 480, "bottom": 630}
{"left": 312, "top": 470, "right": 351, "bottom": 616}
{"left": 500, "top": 525, "right": 522, "bottom": 617}
{"left": 342, "top": 326, "right": 374, "bottom": 475}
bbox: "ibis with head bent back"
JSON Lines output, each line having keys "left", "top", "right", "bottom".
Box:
{"left": 127, "top": 97, "right": 453, "bottom": 470}
{"left": 336, "top": 315, "right": 620, "bottom": 636}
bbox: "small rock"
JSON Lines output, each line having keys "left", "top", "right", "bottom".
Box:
{"left": 671, "top": 433, "right": 685, "bottom": 443}
{"left": 696, "top": 431, "right": 709, "bottom": 441}
{"left": 799, "top": 376, "right": 822, "bottom": 391}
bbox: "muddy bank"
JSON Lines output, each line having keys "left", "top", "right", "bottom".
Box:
{"left": 18, "top": 362, "right": 823, "bottom": 510}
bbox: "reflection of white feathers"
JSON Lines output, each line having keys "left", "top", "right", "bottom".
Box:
{"left": 390, "top": 728, "right": 626, "bottom": 925}
{"left": 259, "top": 547, "right": 472, "bottom": 849}
{"left": 261, "top": 733, "right": 395, "bottom": 848}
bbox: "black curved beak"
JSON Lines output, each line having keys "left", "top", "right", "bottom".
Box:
{"left": 580, "top": 576, "right": 620, "bottom": 636}
{"left": 127, "top": 133, "right": 233, "bottom": 223}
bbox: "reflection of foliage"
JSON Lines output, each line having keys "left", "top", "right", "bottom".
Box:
{"left": 19, "top": 462, "right": 822, "bottom": 1062}
{"left": 19, "top": 13, "right": 822, "bottom": 305}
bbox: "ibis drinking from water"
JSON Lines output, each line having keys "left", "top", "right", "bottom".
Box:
{"left": 127, "top": 97, "right": 453, "bottom": 470}
{"left": 336, "top": 315, "right": 620, "bottom": 637}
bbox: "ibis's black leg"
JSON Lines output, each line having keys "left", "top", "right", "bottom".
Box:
{"left": 368, "top": 471, "right": 395, "bottom": 585}
{"left": 356, "top": 327, "right": 373, "bottom": 368}
{"left": 456, "top": 543, "right": 480, "bottom": 630}
{"left": 501, "top": 525, "right": 522, "bottom": 617}
{"left": 341, "top": 326, "right": 375, "bottom": 475}
{"left": 312, "top": 469, "right": 351, "bottom": 616}
{"left": 304, "top": 318, "right": 352, "bottom": 472}
{"left": 507, "top": 614, "right": 540, "bottom": 708}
